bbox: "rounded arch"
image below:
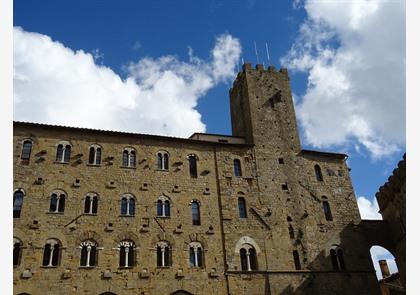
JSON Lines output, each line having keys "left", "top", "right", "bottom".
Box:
{"left": 76, "top": 231, "right": 103, "bottom": 247}
{"left": 40, "top": 231, "right": 68, "bottom": 248}
{"left": 370, "top": 245, "right": 399, "bottom": 280}
{"left": 234, "top": 236, "right": 261, "bottom": 254}
{"left": 187, "top": 153, "right": 199, "bottom": 160}
{"left": 49, "top": 188, "right": 68, "bottom": 197}
{"left": 14, "top": 187, "right": 26, "bottom": 195}
{"left": 99, "top": 293, "right": 117, "bottom": 295}
{"left": 114, "top": 231, "right": 139, "bottom": 245}
{"left": 171, "top": 291, "right": 193, "bottom": 295}
{"left": 56, "top": 140, "right": 72, "bottom": 147}
{"left": 157, "top": 194, "right": 171, "bottom": 202}
{"left": 121, "top": 192, "right": 137, "bottom": 201}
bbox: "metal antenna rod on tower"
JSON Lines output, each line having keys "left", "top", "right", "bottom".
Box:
{"left": 266, "top": 42, "right": 271, "bottom": 65}
{"left": 254, "top": 41, "right": 260, "bottom": 64}
{"left": 241, "top": 57, "right": 244, "bottom": 65}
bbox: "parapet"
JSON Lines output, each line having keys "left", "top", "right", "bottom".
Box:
{"left": 241, "top": 62, "right": 288, "bottom": 76}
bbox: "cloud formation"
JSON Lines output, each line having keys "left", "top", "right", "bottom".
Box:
{"left": 282, "top": 0, "right": 405, "bottom": 158}
{"left": 357, "top": 196, "right": 381, "bottom": 220}
{"left": 13, "top": 27, "right": 241, "bottom": 137}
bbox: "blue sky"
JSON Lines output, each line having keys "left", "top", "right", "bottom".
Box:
{"left": 13, "top": 0, "right": 405, "bottom": 278}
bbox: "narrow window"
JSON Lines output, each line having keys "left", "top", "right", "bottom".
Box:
{"left": 123, "top": 150, "right": 129, "bottom": 167}
{"left": 337, "top": 249, "right": 345, "bottom": 270}
{"left": 192, "top": 201, "right": 201, "bottom": 225}
{"left": 157, "top": 242, "right": 171, "bottom": 267}
{"left": 119, "top": 241, "right": 135, "bottom": 267}
{"left": 240, "top": 248, "right": 247, "bottom": 270}
{"left": 157, "top": 153, "right": 163, "bottom": 169}
{"left": 269, "top": 98, "right": 275, "bottom": 108}
{"left": 293, "top": 250, "right": 301, "bottom": 270}
{"left": 129, "top": 151, "right": 136, "bottom": 167}
{"left": 64, "top": 145, "right": 71, "bottom": 162}
{"left": 288, "top": 224, "right": 295, "bottom": 239}
{"left": 233, "top": 159, "right": 242, "bottom": 177}
{"left": 322, "top": 200, "right": 333, "bottom": 221}
{"left": 84, "top": 195, "right": 98, "bottom": 214}
{"left": 188, "top": 242, "right": 204, "bottom": 268}
{"left": 189, "top": 155, "right": 198, "bottom": 178}
{"left": 121, "top": 197, "right": 127, "bottom": 215}
{"left": 13, "top": 190, "right": 24, "bottom": 218}
{"left": 49, "top": 192, "right": 65, "bottom": 213}
{"left": 164, "top": 200, "right": 170, "bottom": 217}
{"left": 129, "top": 198, "right": 135, "bottom": 216}
{"left": 84, "top": 196, "right": 91, "bottom": 214}
{"left": 42, "top": 239, "right": 60, "bottom": 267}
{"left": 314, "top": 165, "right": 323, "bottom": 181}
{"left": 330, "top": 249, "right": 339, "bottom": 270}
{"left": 88, "top": 147, "right": 95, "bottom": 164}
{"left": 13, "top": 239, "right": 22, "bottom": 266}
{"left": 80, "top": 241, "right": 97, "bottom": 267}
{"left": 238, "top": 197, "right": 247, "bottom": 218}
{"left": 56, "top": 144, "right": 63, "bottom": 162}
{"left": 121, "top": 196, "right": 135, "bottom": 216}
{"left": 21, "top": 140, "right": 32, "bottom": 161}
{"left": 249, "top": 248, "right": 257, "bottom": 270}
{"left": 240, "top": 246, "right": 257, "bottom": 271}
{"left": 95, "top": 148, "right": 101, "bottom": 165}
{"left": 163, "top": 153, "right": 169, "bottom": 170}
{"left": 157, "top": 200, "right": 163, "bottom": 216}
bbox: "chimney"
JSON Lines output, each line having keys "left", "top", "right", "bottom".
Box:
{"left": 379, "top": 259, "right": 391, "bottom": 278}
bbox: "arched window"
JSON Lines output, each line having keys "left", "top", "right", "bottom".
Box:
{"left": 157, "top": 196, "right": 170, "bottom": 217}
{"left": 14, "top": 238, "right": 22, "bottom": 266}
{"left": 120, "top": 194, "right": 135, "bottom": 216}
{"left": 233, "top": 159, "right": 242, "bottom": 177}
{"left": 188, "top": 242, "right": 203, "bottom": 268}
{"left": 21, "top": 140, "right": 32, "bottom": 161}
{"left": 42, "top": 239, "right": 60, "bottom": 267}
{"left": 122, "top": 148, "right": 136, "bottom": 167}
{"left": 191, "top": 201, "right": 201, "bottom": 225}
{"left": 157, "top": 151, "right": 169, "bottom": 170}
{"left": 84, "top": 193, "right": 98, "bottom": 214}
{"left": 13, "top": 189, "right": 24, "bottom": 218}
{"left": 239, "top": 244, "right": 257, "bottom": 271}
{"left": 88, "top": 145, "right": 102, "bottom": 165}
{"left": 80, "top": 240, "right": 97, "bottom": 267}
{"left": 322, "top": 197, "right": 333, "bottom": 221}
{"left": 330, "top": 247, "right": 345, "bottom": 271}
{"left": 188, "top": 155, "right": 198, "bottom": 178}
{"left": 56, "top": 142, "right": 71, "bottom": 163}
{"left": 314, "top": 165, "right": 323, "bottom": 181}
{"left": 287, "top": 217, "right": 295, "bottom": 239}
{"left": 119, "top": 240, "right": 135, "bottom": 267}
{"left": 157, "top": 241, "right": 171, "bottom": 267}
{"left": 49, "top": 191, "right": 66, "bottom": 213}
{"left": 238, "top": 197, "right": 247, "bottom": 218}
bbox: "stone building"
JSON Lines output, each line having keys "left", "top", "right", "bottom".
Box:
{"left": 376, "top": 154, "right": 406, "bottom": 294}
{"left": 13, "top": 64, "right": 382, "bottom": 294}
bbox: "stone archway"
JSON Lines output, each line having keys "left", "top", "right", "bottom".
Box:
{"left": 171, "top": 291, "right": 193, "bottom": 295}
{"left": 99, "top": 293, "right": 117, "bottom": 295}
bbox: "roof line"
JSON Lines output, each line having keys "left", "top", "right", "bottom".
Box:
{"left": 13, "top": 121, "right": 253, "bottom": 147}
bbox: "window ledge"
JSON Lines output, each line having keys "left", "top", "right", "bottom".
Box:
{"left": 118, "top": 266, "right": 134, "bottom": 269}
{"left": 156, "top": 216, "right": 171, "bottom": 219}
{"left": 79, "top": 266, "right": 96, "bottom": 269}
{"left": 87, "top": 163, "right": 101, "bottom": 167}
{"left": 156, "top": 169, "right": 169, "bottom": 172}
{"left": 46, "top": 212, "right": 64, "bottom": 215}
{"left": 41, "top": 266, "right": 58, "bottom": 269}
{"left": 54, "top": 161, "right": 69, "bottom": 164}
{"left": 83, "top": 213, "right": 97, "bottom": 216}
{"left": 120, "top": 166, "right": 136, "bottom": 169}
{"left": 119, "top": 215, "right": 135, "bottom": 217}
{"left": 157, "top": 266, "right": 171, "bottom": 269}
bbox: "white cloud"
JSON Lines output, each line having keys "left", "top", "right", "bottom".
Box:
{"left": 357, "top": 196, "right": 382, "bottom": 220}
{"left": 282, "top": 0, "right": 405, "bottom": 158}
{"left": 13, "top": 27, "right": 241, "bottom": 137}
{"left": 370, "top": 246, "right": 399, "bottom": 279}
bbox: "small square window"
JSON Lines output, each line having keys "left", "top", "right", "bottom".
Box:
{"left": 282, "top": 184, "right": 289, "bottom": 190}
{"left": 278, "top": 158, "right": 284, "bottom": 164}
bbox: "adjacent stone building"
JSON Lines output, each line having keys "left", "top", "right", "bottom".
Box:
{"left": 13, "top": 64, "right": 382, "bottom": 294}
